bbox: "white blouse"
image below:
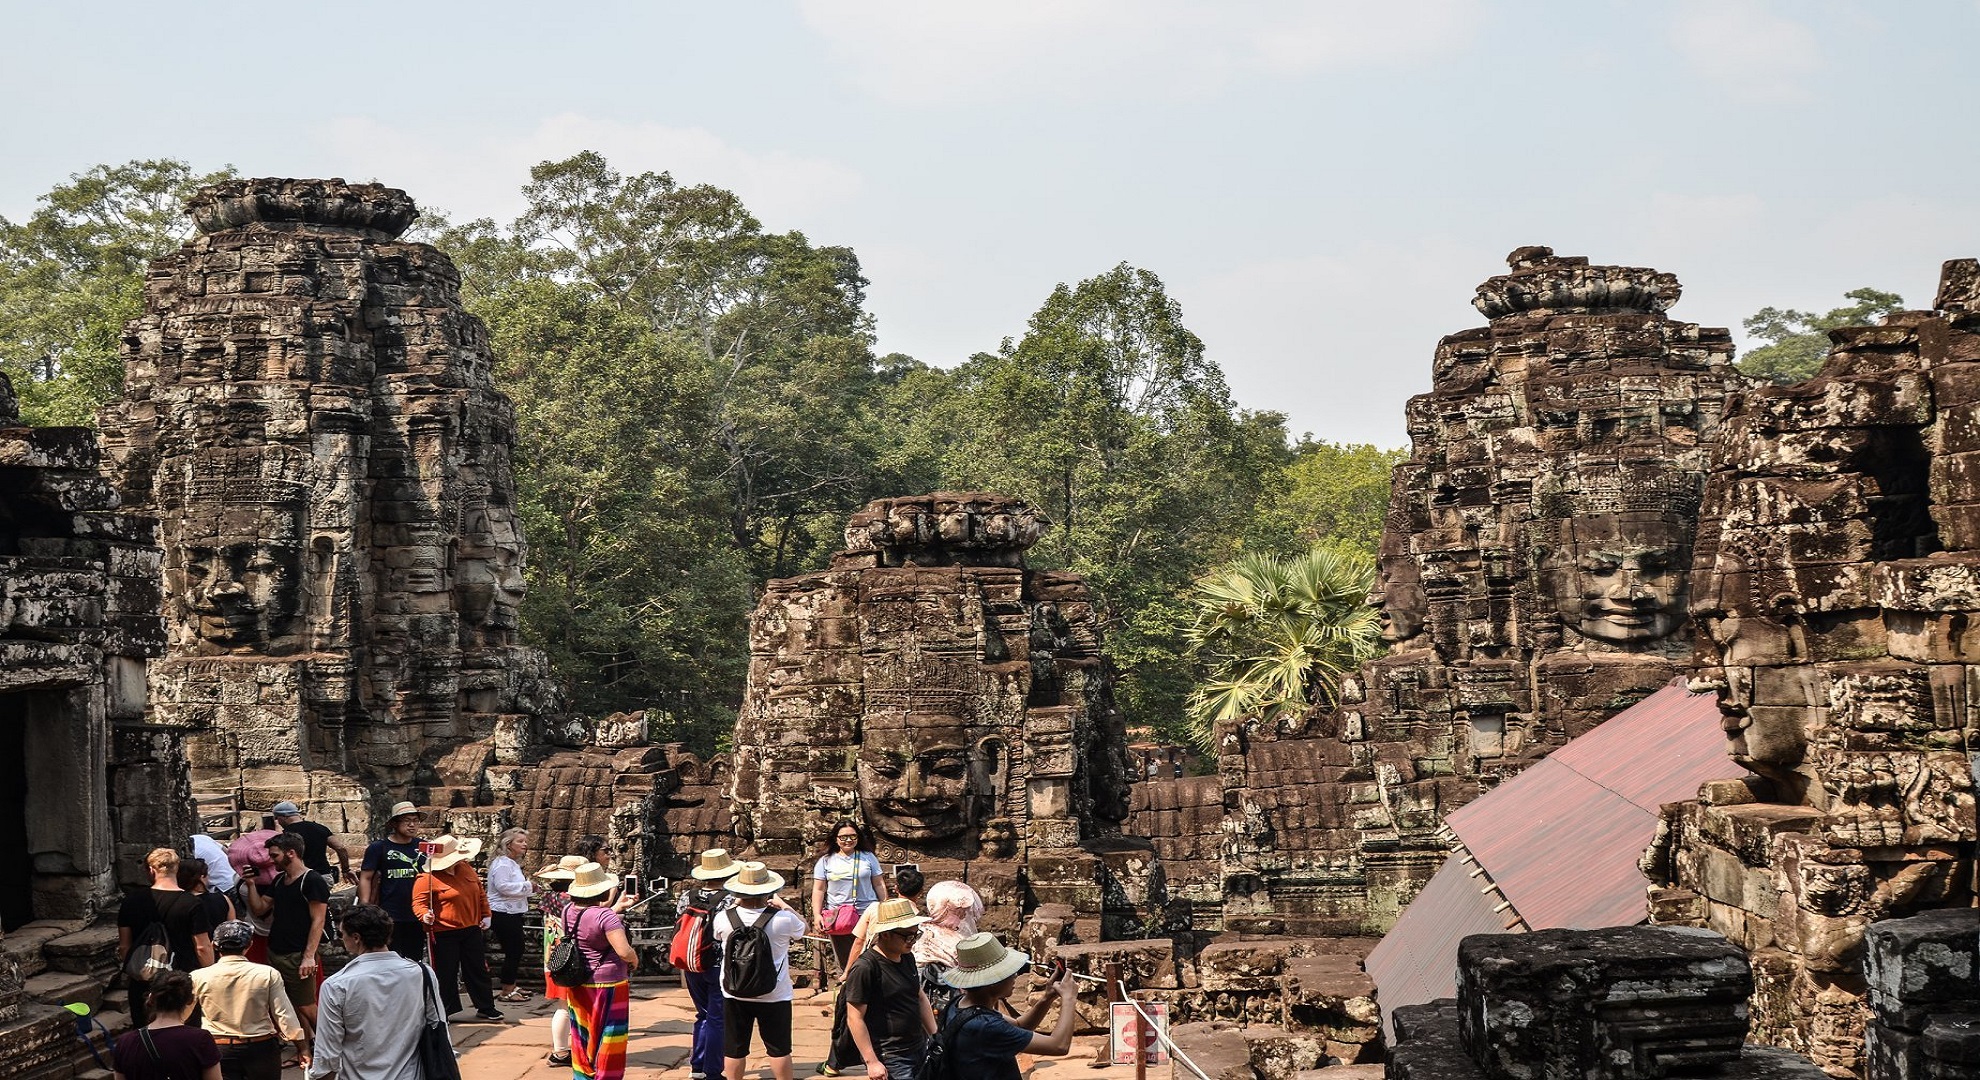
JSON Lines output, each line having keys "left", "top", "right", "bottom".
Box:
{"left": 486, "top": 855, "right": 534, "bottom": 914}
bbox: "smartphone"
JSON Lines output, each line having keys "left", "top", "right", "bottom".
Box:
{"left": 417, "top": 840, "right": 445, "bottom": 859}
{"left": 623, "top": 874, "right": 639, "bottom": 896}
{"left": 1051, "top": 958, "right": 1067, "bottom": 982}
{"left": 892, "top": 862, "right": 919, "bottom": 877}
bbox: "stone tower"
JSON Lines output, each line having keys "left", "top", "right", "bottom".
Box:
{"left": 1220, "top": 248, "right": 1747, "bottom": 933}
{"left": 726, "top": 492, "right": 1140, "bottom": 935}
{"left": 1646, "top": 259, "right": 1980, "bottom": 1076}
{"left": 100, "top": 178, "right": 557, "bottom": 834}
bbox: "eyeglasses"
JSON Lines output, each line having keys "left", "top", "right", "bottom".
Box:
{"left": 836, "top": 834, "right": 858, "bottom": 842}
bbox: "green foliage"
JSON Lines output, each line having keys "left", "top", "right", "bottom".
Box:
{"left": 0, "top": 160, "right": 233, "bottom": 424}
{"left": 436, "top": 152, "right": 930, "bottom": 738}
{"left": 1182, "top": 542, "right": 1382, "bottom": 753}
{"left": 917, "top": 264, "right": 1292, "bottom": 738}
{"left": 1739, "top": 287, "right": 1905, "bottom": 384}
{"left": 1248, "top": 440, "right": 1405, "bottom": 556}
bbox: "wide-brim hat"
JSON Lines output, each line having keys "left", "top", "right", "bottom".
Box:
{"left": 536, "top": 855, "right": 588, "bottom": 881}
{"left": 568, "top": 861, "right": 620, "bottom": 898}
{"left": 424, "top": 835, "right": 482, "bottom": 872}
{"left": 941, "top": 932, "right": 1030, "bottom": 989}
{"left": 724, "top": 861, "right": 785, "bottom": 896}
{"left": 869, "top": 897, "right": 930, "bottom": 936}
{"left": 691, "top": 848, "right": 742, "bottom": 880}
{"left": 387, "top": 801, "right": 420, "bottom": 822}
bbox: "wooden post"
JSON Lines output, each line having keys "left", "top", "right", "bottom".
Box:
{"left": 1090, "top": 962, "right": 1125, "bottom": 1067}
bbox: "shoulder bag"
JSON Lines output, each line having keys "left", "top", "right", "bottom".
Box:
{"left": 417, "top": 963, "right": 462, "bottom": 1080}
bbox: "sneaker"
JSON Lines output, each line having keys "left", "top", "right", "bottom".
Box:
{"left": 547, "top": 1052, "right": 572, "bottom": 1067}
{"left": 474, "top": 1009, "right": 505, "bottom": 1022}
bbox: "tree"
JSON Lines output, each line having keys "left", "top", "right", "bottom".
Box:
{"left": 921, "top": 264, "right": 1292, "bottom": 736}
{"left": 1182, "top": 541, "right": 1382, "bottom": 753}
{"left": 443, "top": 151, "right": 906, "bottom": 581}
{"left": 0, "top": 160, "right": 234, "bottom": 424}
{"left": 1247, "top": 440, "right": 1405, "bottom": 556}
{"left": 1739, "top": 287, "right": 1905, "bottom": 384}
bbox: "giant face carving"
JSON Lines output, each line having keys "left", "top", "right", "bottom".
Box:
{"left": 1370, "top": 556, "right": 1428, "bottom": 644}
{"left": 1542, "top": 514, "right": 1689, "bottom": 644}
{"left": 857, "top": 708, "right": 974, "bottom": 843}
{"left": 183, "top": 537, "right": 306, "bottom": 652}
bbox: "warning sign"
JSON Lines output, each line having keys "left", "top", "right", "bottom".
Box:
{"left": 1109, "top": 1001, "right": 1170, "bottom": 1065}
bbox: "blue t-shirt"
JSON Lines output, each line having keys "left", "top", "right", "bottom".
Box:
{"left": 940, "top": 1001, "right": 1035, "bottom": 1080}
{"left": 812, "top": 851, "right": 883, "bottom": 908}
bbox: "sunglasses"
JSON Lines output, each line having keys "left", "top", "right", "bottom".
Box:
{"left": 836, "top": 834, "right": 858, "bottom": 841}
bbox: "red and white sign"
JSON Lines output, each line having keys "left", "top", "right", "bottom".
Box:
{"left": 1109, "top": 1001, "right": 1170, "bottom": 1065}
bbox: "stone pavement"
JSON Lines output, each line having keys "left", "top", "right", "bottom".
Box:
{"left": 405, "top": 980, "right": 1116, "bottom": 1079}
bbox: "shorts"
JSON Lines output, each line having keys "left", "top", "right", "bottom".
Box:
{"left": 723, "top": 996, "right": 793, "bottom": 1059}
{"left": 267, "top": 952, "right": 319, "bottom": 1007}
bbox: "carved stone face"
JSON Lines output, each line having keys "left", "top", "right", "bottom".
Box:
{"left": 857, "top": 711, "right": 973, "bottom": 843}
{"left": 183, "top": 538, "right": 305, "bottom": 651}
{"left": 1369, "top": 558, "right": 1427, "bottom": 643}
{"left": 1543, "top": 515, "right": 1689, "bottom": 644}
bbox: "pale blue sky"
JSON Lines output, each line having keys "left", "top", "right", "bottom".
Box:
{"left": 5, "top": 1, "right": 1975, "bottom": 446}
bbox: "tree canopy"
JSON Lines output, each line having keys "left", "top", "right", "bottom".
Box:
{"left": 1739, "top": 287, "right": 1905, "bottom": 384}
{"left": 0, "top": 160, "right": 233, "bottom": 424}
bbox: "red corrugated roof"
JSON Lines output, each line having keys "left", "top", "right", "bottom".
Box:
{"left": 1364, "top": 854, "right": 1508, "bottom": 1032}
{"left": 1367, "top": 678, "right": 1738, "bottom": 1025}
{"left": 1447, "top": 678, "right": 1734, "bottom": 929}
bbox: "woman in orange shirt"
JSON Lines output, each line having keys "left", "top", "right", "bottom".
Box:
{"left": 412, "top": 834, "right": 501, "bottom": 1021}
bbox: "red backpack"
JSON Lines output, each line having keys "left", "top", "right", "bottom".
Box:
{"left": 669, "top": 889, "right": 719, "bottom": 973}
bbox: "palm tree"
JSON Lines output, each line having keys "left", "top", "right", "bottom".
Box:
{"left": 1182, "top": 541, "right": 1382, "bottom": 753}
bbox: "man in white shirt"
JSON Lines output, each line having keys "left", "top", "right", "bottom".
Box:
{"left": 191, "top": 832, "right": 240, "bottom": 894}
{"left": 309, "top": 904, "right": 447, "bottom": 1080}
{"left": 714, "top": 862, "right": 807, "bottom": 1080}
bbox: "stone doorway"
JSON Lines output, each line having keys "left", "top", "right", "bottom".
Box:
{"left": 0, "top": 686, "right": 110, "bottom": 928}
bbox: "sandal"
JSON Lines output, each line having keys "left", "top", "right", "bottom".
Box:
{"left": 498, "top": 989, "right": 532, "bottom": 1002}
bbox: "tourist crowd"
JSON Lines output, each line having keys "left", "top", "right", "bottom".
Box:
{"left": 112, "top": 804, "right": 1076, "bottom": 1080}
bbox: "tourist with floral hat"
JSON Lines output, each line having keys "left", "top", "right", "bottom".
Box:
{"left": 411, "top": 834, "right": 500, "bottom": 1021}
{"left": 717, "top": 861, "right": 806, "bottom": 1080}
{"left": 936, "top": 933, "right": 1078, "bottom": 1080}
{"left": 681, "top": 848, "right": 742, "bottom": 1080}
{"left": 535, "top": 854, "right": 588, "bottom": 1068}
{"left": 844, "top": 898, "right": 935, "bottom": 1080}
{"left": 563, "top": 861, "right": 639, "bottom": 1080}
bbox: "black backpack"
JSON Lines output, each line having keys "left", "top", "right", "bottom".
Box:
{"left": 720, "top": 907, "right": 779, "bottom": 998}
{"left": 916, "top": 1005, "right": 992, "bottom": 1080}
{"left": 547, "top": 905, "right": 594, "bottom": 988}
{"left": 122, "top": 892, "right": 173, "bottom": 983}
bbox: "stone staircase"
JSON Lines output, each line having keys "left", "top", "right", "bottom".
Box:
{"left": 0, "top": 921, "right": 131, "bottom": 1080}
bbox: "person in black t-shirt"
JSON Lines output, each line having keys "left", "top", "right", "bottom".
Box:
{"left": 243, "top": 832, "right": 329, "bottom": 1031}
{"left": 357, "top": 801, "right": 427, "bottom": 961}
{"left": 844, "top": 899, "right": 935, "bottom": 1080}
{"left": 118, "top": 848, "right": 215, "bottom": 1026}
{"left": 273, "top": 800, "right": 352, "bottom": 882}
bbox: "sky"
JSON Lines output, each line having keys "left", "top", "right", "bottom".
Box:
{"left": 4, "top": 0, "right": 1976, "bottom": 447}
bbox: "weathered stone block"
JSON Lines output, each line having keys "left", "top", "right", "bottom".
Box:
{"left": 1456, "top": 927, "right": 1750, "bottom": 1080}
{"left": 1861, "top": 909, "right": 1980, "bottom": 1030}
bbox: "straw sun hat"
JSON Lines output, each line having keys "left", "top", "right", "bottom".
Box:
{"left": 723, "top": 861, "right": 785, "bottom": 895}
{"left": 692, "top": 848, "right": 742, "bottom": 880}
{"left": 535, "top": 854, "right": 589, "bottom": 881}
{"left": 868, "top": 898, "right": 930, "bottom": 936}
{"left": 423, "top": 835, "right": 482, "bottom": 872}
{"left": 568, "top": 861, "right": 620, "bottom": 898}
{"left": 941, "top": 932, "right": 1031, "bottom": 989}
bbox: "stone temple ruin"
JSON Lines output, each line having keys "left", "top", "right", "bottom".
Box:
{"left": 726, "top": 492, "right": 1141, "bottom": 938}
{"left": 1205, "top": 247, "right": 1746, "bottom": 933}
{"left": 0, "top": 170, "right": 1976, "bottom": 1080}
{"left": 96, "top": 178, "right": 561, "bottom": 838}
{"left": 1644, "top": 258, "right": 1980, "bottom": 1075}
